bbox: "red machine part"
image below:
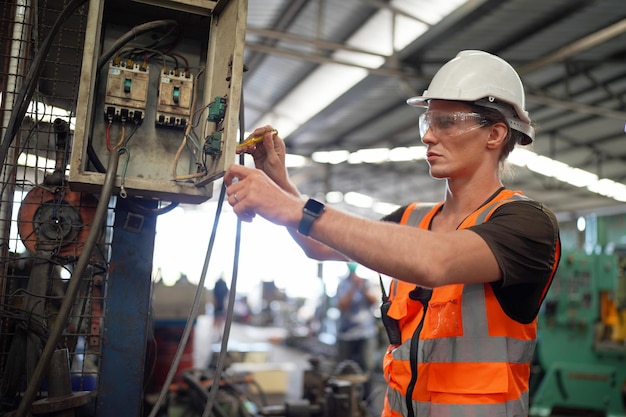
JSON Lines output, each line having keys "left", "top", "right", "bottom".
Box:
{"left": 17, "top": 187, "right": 98, "bottom": 257}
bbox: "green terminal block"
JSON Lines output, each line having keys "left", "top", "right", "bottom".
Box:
{"left": 207, "top": 97, "right": 227, "bottom": 122}
{"left": 204, "top": 132, "right": 223, "bottom": 158}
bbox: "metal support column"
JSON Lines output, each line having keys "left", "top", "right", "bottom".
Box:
{"left": 97, "top": 198, "right": 157, "bottom": 416}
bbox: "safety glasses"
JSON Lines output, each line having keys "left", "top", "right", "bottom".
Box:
{"left": 419, "top": 111, "right": 488, "bottom": 138}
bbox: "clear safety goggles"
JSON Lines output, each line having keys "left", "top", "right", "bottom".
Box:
{"left": 419, "top": 111, "right": 488, "bottom": 138}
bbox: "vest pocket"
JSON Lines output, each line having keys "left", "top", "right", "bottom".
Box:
{"left": 427, "top": 299, "right": 462, "bottom": 337}
{"left": 426, "top": 361, "right": 509, "bottom": 399}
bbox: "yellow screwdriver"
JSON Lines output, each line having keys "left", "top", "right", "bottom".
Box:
{"left": 235, "top": 129, "right": 278, "bottom": 150}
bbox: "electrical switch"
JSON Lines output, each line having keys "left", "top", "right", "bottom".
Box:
{"left": 155, "top": 69, "right": 193, "bottom": 129}
{"left": 103, "top": 61, "right": 149, "bottom": 123}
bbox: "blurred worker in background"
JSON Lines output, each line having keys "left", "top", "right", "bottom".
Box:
{"left": 335, "top": 262, "right": 378, "bottom": 398}
{"left": 224, "top": 50, "right": 561, "bottom": 416}
{"left": 211, "top": 276, "right": 229, "bottom": 342}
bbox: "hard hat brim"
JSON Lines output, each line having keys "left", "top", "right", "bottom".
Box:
{"left": 406, "top": 96, "right": 429, "bottom": 108}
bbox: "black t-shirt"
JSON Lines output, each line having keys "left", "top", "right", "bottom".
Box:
{"left": 382, "top": 196, "right": 560, "bottom": 324}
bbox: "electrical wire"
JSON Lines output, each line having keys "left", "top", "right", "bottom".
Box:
{"left": 202, "top": 197, "right": 242, "bottom": 417}
{"left": 149, "top": 91, "right": 248, "bottom": 416}
{"left": 201, "top": 88, "right": 248, "bottom": 417}
{"left": 173, "top": 68, "right": 205, "bottom": 180}
{"left": 147, "top": 182, "right": 228, "bottom": 417}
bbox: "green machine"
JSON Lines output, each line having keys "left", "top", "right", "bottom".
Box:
{"left": 531, "top": 250, "right": 626, "bottom": 417}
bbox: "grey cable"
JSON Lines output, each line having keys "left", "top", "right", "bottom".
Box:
{"left": 147, "top": 183, "right": 228, "bottom": 417}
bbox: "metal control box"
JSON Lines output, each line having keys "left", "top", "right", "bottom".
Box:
{"left": 69, "top": 0, "right": 247, "bottom": 203}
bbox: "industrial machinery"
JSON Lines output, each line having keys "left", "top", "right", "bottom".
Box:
{"left": 167, "top": 357, "right": 372, "bottom": 417}
{"left": 531, "top": 250, "right": 626, "bottom": 417}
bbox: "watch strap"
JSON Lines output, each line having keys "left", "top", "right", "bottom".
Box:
{"left": 298, "top": 198, "right": 325, "bottom": 236}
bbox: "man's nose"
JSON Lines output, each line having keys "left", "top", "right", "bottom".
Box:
{"left": 421, "top": 127, "right": 436, "bottom": 145}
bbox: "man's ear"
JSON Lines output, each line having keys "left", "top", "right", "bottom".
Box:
{"left": 486, "top": 122, "right": 508, "bottom": 150}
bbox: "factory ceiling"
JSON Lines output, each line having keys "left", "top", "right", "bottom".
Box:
{"left": 8, "top": 0, "right": 626, "bottom": 222}
{"left": 241, "top": 0, "right": 626, "bottom": 221}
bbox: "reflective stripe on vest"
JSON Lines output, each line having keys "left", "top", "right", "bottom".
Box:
{"left": 383, "top": 190, "right": 540, "bottom": 417}
{"left": 386, "top": 396, "right": 530, "bottom": 417}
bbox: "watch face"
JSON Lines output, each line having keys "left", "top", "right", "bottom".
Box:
{"left": 304, "top": 199, "right": 325, "bottom": 214}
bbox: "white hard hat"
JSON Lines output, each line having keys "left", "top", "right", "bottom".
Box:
{"left": 407, "top": 50, "right": 534, "bottom": 145}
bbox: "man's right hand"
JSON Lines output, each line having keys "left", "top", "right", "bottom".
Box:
{"left": 236, "top": 125, "right": 291, "bottom": 190}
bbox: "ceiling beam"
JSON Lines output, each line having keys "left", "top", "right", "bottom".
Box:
{"left": 526, "top": 93, "right": 626, "bottom": 120}
{"left": 518, "top": 18, "right": 626, "bottom": 74}
{"left": 246, "top": 27, "right": 390, "bottom": 59}
{"left": 244, "top": 42, "right": 423, "bottom": 80}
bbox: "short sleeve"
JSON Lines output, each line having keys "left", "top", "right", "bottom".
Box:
{"left": 468, "top": 200, "right": 560, "bottom": 322}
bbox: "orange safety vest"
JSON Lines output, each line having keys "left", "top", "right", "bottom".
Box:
{"left": 382, "top": 189, "right": 560, "bottom": 417}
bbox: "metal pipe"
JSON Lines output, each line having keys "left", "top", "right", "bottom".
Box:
{"left": 0, "top": 0, "right": 31, "bottom": 290}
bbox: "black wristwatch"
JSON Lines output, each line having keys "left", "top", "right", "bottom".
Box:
{"left": 298, "top": 198, "right": 325, "bottom": 236}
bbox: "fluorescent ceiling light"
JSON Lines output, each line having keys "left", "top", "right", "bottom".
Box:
{"left": 509, "top": 147, "right": 625, "bottom": 201}
{"left": 312, "top": 149, "right": 349, "bottom": 164}
{"left": 324, "top": 190, "right": 400, "bottom": 214}
{"left": 344, "top": 191, "right": 374, "bottom": 208}
{"left": 348, "top": 148, "right": 390, "bottom": 164}
{"left": 315, "top": 146, "right": 626, "bottom": 214}
{"left": 507, "top": 148, "right": 536, "bottom": 166}
{"left": 559, "top": 168, "right": 598, "bottom": 188}
{"left": 325, "top": 191, "right": 344, "bottom": 203}
{"left": 285, "top": 154, "right": 309, "bottom": 168}
{"left": 311, "top": 145, "right": 426, "bottom": 165}
{"left": 588, "top": 179, "right": 626, "bottom": 202}
{"left": 389, "top": 146, "right": 426, "bottom": 161}
{"left": 527, "top": 155, "right": 569, "bottom": 178}
{"left": 373, "top": 201, "right": 400, "bottom": 215}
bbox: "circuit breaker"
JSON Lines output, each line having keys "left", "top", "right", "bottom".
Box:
{"left": 69, "top": 0, "right": 247, "bottom": 203}
{"left": 104, "top": 60, "right": 150, "bottom": 123}
{"left": 156, "top": 69, "right": 194, "bottom": 127}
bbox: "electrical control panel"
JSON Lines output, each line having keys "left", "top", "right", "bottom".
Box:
{"left": 69, "top": 0, "right": 248, "bottom": 203}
